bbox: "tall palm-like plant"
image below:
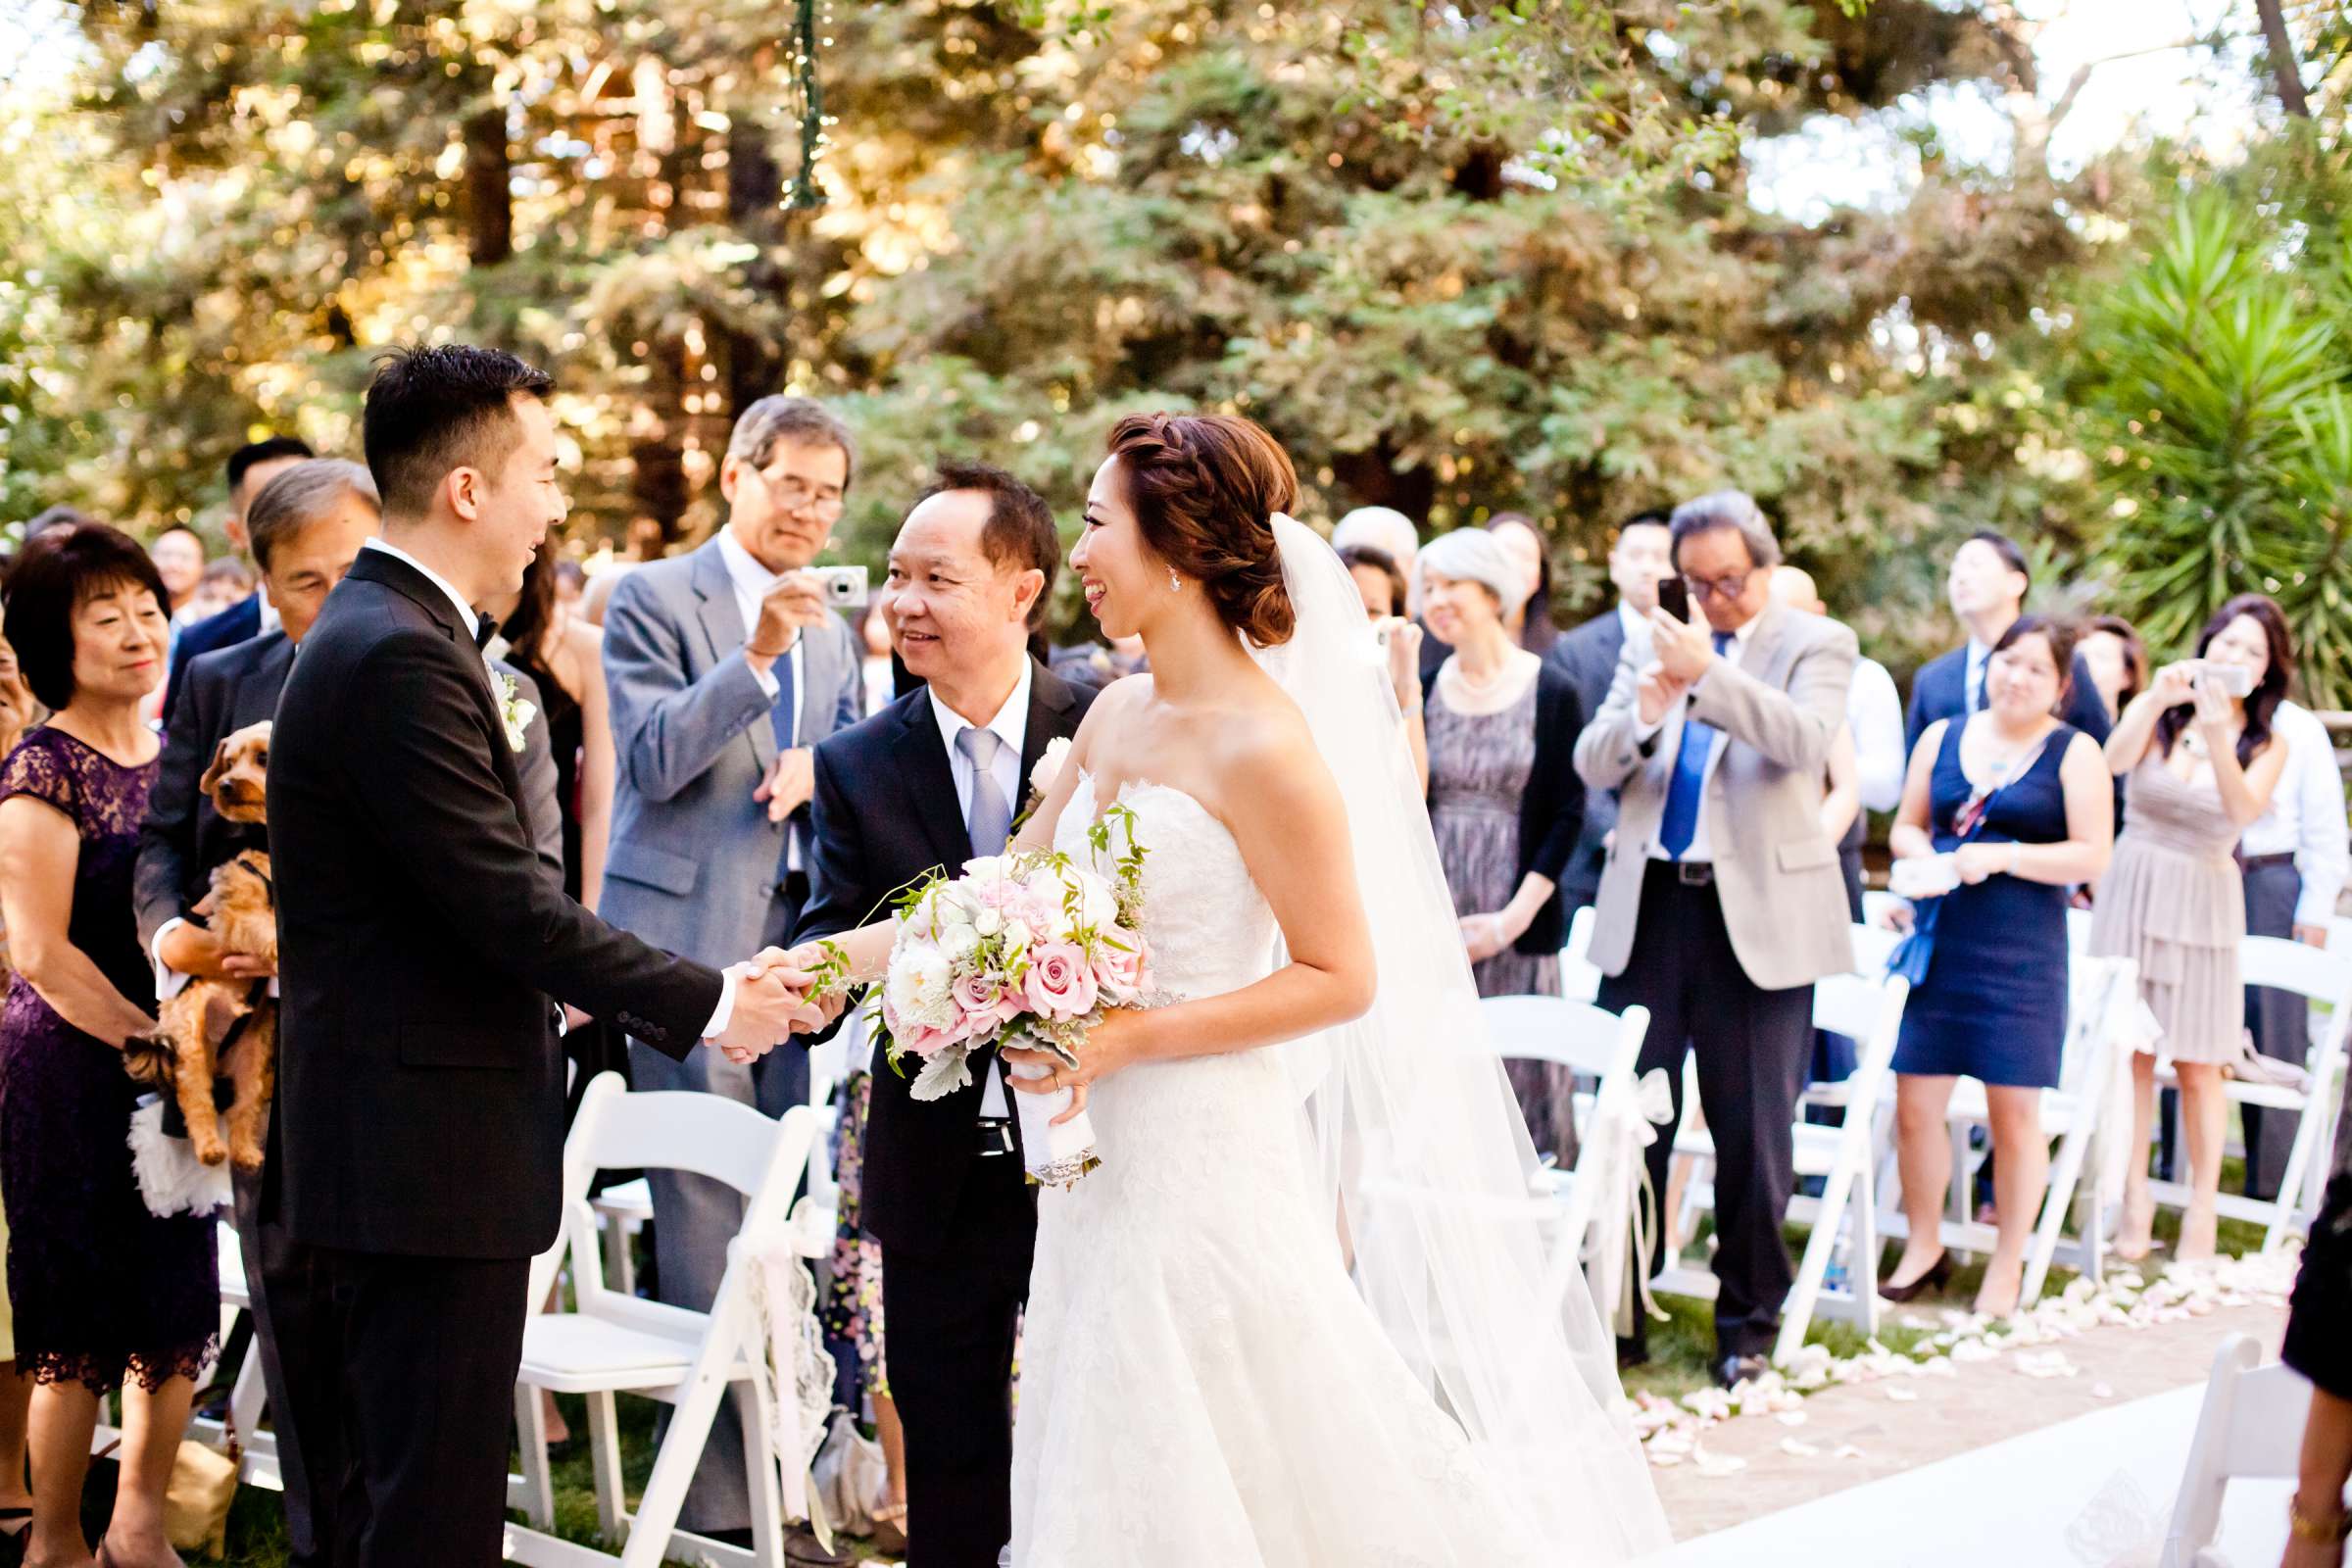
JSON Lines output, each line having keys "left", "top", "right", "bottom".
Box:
{"left": 2085, "top": 198, "right": 2352, "bottom": 707}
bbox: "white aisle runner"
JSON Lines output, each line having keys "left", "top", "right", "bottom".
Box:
{"left": 1647, "top": 1383, "right": 2290, "bottom": 1567}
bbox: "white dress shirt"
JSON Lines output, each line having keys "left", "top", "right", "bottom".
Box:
{"left": 2241, "top": 699, "right": 2351, "bottom": 928}
{"left": 1615, "top": 600, "right": 1653, "bottom": 664}
{"left": 1849, "top": 656, "right": 1907, "bottom": 814}
{"left": 930, "top": 661, "right": 1034, "bottom": 1117}
{"left": 1639, "top": 610, "right": 1764, "bottom": 865}
{"left": 1963, "top": 638, "right": 1993, "bottom": 714}
{"left": 715, "top": 529, "right": 809, "bottom": 870}
{"left": 359, "top": 539, "right": 739, "bottom": 1041}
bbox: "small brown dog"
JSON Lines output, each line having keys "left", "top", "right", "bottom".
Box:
{"left": 123, "top": 721, "right": 277, "bottom": 1170}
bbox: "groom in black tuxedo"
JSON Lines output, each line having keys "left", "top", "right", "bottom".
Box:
{"left": 793, "top": 463, "right": 1092, "bottom": 1568}
{"left": 266, "top": 345, "right": 809, "bottom": 1568}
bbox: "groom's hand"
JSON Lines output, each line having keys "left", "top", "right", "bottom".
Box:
{"left": 744, "top": 945, "right": 849, "bottom": 1036}
{"left": 710, "top": 962, "right": 822, "bottom": 1063}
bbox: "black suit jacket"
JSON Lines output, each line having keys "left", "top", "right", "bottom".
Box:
{"left": 164, "top": 590, "right": 264, "bottom": 724}
{"left": 1544, "top": 609, "right": 1627, "bottom": 909}
{"left": 137, "top": 631, "right": 292, "bottom": 955}
{"left": 1904, "top": 643, "right": 2114, "bottom": 756}
{"left": 139, "top": 632, "right": 571, "bottom": 958}
{"left": 793, "top": 660, "right": 1093, "bottom": 1258}
{"left": 268, "top": 549, "right": 722, "bottom": 1258}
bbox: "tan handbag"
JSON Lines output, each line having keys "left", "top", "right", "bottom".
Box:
{"left": 162, "top": 1436, "right": 238, "bottom": 1556}
{"left": 93, "top": 1419, "right": 238, "bottom": 1557}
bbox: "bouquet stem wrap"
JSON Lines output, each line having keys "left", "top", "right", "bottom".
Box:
{"left": 1004, "top": 1055, "right": 1100, "bottom": 1189}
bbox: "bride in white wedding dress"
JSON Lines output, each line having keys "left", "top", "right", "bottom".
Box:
{"left": 794, "top": 413, "right": 1668, "bottom": 1565}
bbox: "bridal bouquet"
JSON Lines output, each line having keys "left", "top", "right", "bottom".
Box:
{"left": 858, "top": 804, "right": 1150, "bottom": 1188}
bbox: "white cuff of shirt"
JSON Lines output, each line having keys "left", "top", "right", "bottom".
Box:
{"left": 702, "top": 968, "right": 741, "bottom": 1041}
{"left": 747, "top": 662, "right": 781, "bottom": 701}
{"left": 151, "top": 918, "right": 194, "bottom": 1003}
{"left": 1633, "top": 714, "right": 1664, "bottom": 745}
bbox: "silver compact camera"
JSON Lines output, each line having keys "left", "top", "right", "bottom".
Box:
{"left": 2197, "top": 661, "right": 2255, "bottom": 699}
{"left": 808, "top": 564, "right": 870, "bottom": 610}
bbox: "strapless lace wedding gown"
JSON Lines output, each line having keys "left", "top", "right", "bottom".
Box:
{"left": 1008, "top": 775, "right": 1543, "bottom": 1566}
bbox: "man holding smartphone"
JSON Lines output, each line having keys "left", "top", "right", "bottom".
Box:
{"left": 595, "top": 394, "right": 866, "bottom": 1542}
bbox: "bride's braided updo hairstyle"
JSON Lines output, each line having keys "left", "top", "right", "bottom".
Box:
{"left": 1104, "top": 413, "right": 1298, "bottom": 648}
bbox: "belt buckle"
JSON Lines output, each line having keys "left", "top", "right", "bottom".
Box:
{"left": 977, "top": 1119, "right": 1014, "bottom": 1157}
{"left": 1677, "top": 860, "right": 1713, "bottom": 887}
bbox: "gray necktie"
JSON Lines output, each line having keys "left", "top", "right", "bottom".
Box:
{"left": 957, "top": 727, "right": 1012, "bottom": 855}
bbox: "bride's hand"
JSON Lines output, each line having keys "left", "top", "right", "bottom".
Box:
{"left": 1005, "top": 1008, "right": 1149, "bottom": 1120}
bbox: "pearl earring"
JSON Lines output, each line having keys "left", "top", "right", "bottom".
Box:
{"left": 1167, "top": 566, "right": 1183, "bottom": 593}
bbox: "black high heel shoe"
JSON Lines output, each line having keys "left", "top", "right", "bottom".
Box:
{"left": 1877, "top": 1250, "right": 1953, "bottom": 1302}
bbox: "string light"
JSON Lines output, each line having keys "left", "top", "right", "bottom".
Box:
{"left": 781, "top": 0, "right": 833, "bottom": 209}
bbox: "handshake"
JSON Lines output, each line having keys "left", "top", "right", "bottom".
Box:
{"left": 707, "top": 944, "right": 850, "bottom": 1065}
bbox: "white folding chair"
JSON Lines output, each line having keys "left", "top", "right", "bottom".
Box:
{"left": 2144, "top": 934, "right": 2350, "bottom": 1250}
{"left": 186, "top": 1221, "right": 283, "bottom": 1490}
{"left": 1558, "top": 903, "right": 1600, "bottom": 1004}
{"left": 2160, "top": 1333, "right": 2312, "bottom": 1568}
{"left": 506, "top": 1073, "right": 828, "bottom": 1568}
{"left": 1876, "top": 954, "right": 2138, "bottom": 1305}
{"left": 590, "top": 1048, "right": 846, "bottom": 1298}
{"left": 1654, "top": 931, "right": 1910, "bottom": 1358}
{"left": 1477, "top": 996, "right": 1652, "bottom": 1322}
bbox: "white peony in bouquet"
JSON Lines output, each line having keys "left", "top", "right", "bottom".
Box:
{"left": 862, "top": 801, "right": 1149, "bottom": 1187}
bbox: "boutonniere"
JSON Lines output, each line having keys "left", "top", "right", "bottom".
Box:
{"left": 491, "top": 667, "right": 536, "bottom": 754}
{"left": 1008, "top": 737, "right": 1072, "bottom": 836}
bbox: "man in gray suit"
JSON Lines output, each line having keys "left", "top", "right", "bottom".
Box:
{"left": 598, "top": 395, "right": 864, "bottom": 1537}
{"left": 1573, "top": 490, "right": 1856, "bottom": 1389}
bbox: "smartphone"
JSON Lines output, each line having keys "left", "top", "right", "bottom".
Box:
{"left": 1655, "top": 575, "right": 1690, "bottom": 623}
{"left": 808, "top": 564, "right": 870, "bottom": 610}
{"left": 2201, "top": 661, "right": 2255, "bottom": 699}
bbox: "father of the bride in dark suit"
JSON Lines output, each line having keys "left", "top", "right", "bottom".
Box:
{"left": 789, "top": 462, "right": 1092, "bottom": 1568}
{"left": 265, "top": 345, "right": 810, "bottom": 1568}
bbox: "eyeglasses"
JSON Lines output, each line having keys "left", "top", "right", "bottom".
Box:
{"left": 1684, "top": 568, "right": 1758, "bottom": 603}
{"left": 752, "top": 467, "right": 846, "bottom": 521}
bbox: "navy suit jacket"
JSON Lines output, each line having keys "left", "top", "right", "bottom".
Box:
{"left": 164, "top": 591, "right": 264, "bottom": 725}
{"left": 1904, "top": 643, "right": 2114, "bottom": 757}
{"left": 1544, "top": 609, "right": 1627, "bottom": 909}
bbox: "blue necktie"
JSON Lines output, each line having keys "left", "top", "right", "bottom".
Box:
{"left": 1658, "top": 631, "right": 1735, "bottom": 860}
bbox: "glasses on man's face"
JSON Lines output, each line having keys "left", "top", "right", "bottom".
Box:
{"left": 754, "top": 466, "right": 846, "bottom": 521}
{"left": 1684, "top": 568, "right": 1758, "bottom": 604}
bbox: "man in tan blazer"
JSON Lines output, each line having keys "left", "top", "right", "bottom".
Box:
{"left": 1573, "top": 490, "right": 1857, "bottom": 1387}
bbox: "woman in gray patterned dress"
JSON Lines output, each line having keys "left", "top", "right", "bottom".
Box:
{"left": 1418, "top": 529, "right": 1588, "bottom": 1160}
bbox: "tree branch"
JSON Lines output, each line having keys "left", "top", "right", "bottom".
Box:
{"left": 2255, "top": 0, "right": 2313, "bottom": 117}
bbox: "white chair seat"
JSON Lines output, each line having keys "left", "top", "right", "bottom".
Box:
{"left": 591, "top": 1177, "right": 654, "bottom": 1224}
{"left": 1944, "top": 1078, "right": 2088, "bottom": 1135}
{"left": 519, "top": 1314, "right": 704, "bottom": 1393}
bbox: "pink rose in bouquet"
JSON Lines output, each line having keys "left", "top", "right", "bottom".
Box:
{"left": 1096, "top": 925, "right": 1151, "bottom": 1004}
{"left": 1023, "top": 942, "right": 1099, "bottom": 1021}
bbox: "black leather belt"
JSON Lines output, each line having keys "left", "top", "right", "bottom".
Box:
{"left": 975, "top": 1118, "right": 1015, "bottom": 1157}
{"left": 2242, "top": 853, "right": 2297, "bottom": 874}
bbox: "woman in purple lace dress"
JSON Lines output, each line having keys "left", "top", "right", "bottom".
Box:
{"left": 0, "top": 525, "right": 215, "bottom": 1568}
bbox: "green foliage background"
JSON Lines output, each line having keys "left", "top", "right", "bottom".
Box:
{"left": 1, "top": 0, "right": 2347, "bottom": 685}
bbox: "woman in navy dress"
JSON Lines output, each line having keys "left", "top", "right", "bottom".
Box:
{"left": 0, "top": 526, "right": 216, "bottom": 1568}
{"left": 1879, "top": 616, "right": 2113, "bottom": 1318}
